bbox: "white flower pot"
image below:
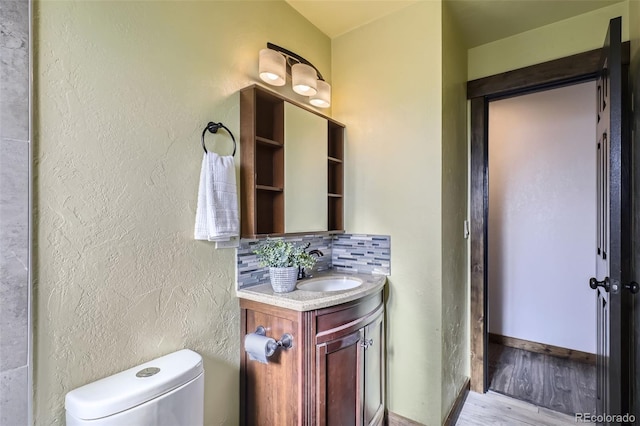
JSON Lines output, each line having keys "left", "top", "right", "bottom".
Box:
{"left": 269, "top": 266, "right": 299, "bottom": 293}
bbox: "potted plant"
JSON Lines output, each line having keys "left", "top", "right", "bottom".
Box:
{"left": 253, "top": 238, "right": 317, "bottom": 293}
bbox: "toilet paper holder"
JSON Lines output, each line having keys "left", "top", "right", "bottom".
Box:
{"left": 255, "top": 326, "right": 293, "bottom": 352}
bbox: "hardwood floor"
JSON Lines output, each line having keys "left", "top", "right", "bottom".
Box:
{"left": 395, "top": 342, "right": 595, "bottom": 426}
{"left": 456, "top": 390, "right": 578, "bottom": 426}
{"left": 487, "top": 342, "right": 596, "bottom": 415}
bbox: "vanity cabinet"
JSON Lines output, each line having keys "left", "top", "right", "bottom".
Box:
{"left": 239, "top": 290, "right": 385, "bottom": 425}
{"left": 239, "top": 85, "right": 345, "bottom": 237}
{"left": 362, "top": 313, "right": 384, "bottom": 424}
{"left": 316, "top": 307, "right": 384, "bottom": 425}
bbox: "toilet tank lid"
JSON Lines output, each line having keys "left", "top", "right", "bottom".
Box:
{"left": 65, "top": 349, "right": 203, "bottom": 420}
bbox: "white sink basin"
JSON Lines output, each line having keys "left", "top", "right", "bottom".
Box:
{"left": 297, "top": 277, "right": 363, "bottom": 292}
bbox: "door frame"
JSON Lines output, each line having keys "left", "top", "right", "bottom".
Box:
{"left": 467, "top": 42, "right": 631, "bottom": 393}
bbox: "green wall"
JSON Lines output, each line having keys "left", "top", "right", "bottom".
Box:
{"left": 34, "top": 1, "right": 330, "bottom": 424}
{"left": 468, "top": 2, "right": 630, "bottom": 80}
{"left": 632, "top": 0, "right": 640, "bottom": 68}
{"left": 441, "top": 2, "right": 469, "bottom": 422}
{"left": 333, "top": 2, "right": 445, "bottom": 423}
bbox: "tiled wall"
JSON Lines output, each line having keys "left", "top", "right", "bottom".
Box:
{"left": 331, "top": 234, "right": 391, "bottom": 275}
{"left": 237, "top": 234, "right": 390, "bottom": 289}
{"left": 0, "top": 0, "right": 31, "bottom": 423}
{"left": 237, "top": 235, "right": 333, "bottom": 289}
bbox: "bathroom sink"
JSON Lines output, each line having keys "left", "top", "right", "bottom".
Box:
{"left": 296, "top": 277, "right": 363, "bottom": 292}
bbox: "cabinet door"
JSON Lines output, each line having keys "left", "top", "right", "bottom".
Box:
{"left": 363, "top": 312, "right": 385, "bottom": 426}
{"left": 316, "top": 329, "right": 363, "bottom": 426}
{"left": 242, "top": 309, "right": 299, "bottom": 426}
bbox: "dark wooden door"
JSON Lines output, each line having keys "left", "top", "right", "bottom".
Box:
{"left": 594, "top": 61, "right": 611, "bottom": 416}
{"left": 632, "top": 26, "right": 640, "bottom": 424}
{"left": 363, "top": 312, "right": 384, "bottom": 426}
{"left": 591, "top": 16, "right": 634, "bottom": 420}
{"left": 316, "top": 329, "right": 363, "bottom": 426}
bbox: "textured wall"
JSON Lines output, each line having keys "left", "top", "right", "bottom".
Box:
{"left": 33, "top": 2, "right": 329, "bottom": 424}
{"left": 333, "top": 2, "right": 444, "bottom": 424}
{"left": 0, "top": 0, "right": 31, "bottom": 423}
{"left": 468, "top": 1, "right": 630, "bottom": 80}
{"left": 440, "top": 2, "right": 469, "bottom": 421}
{"left": 632, "top": 0, "right": 639, "bottom": 80}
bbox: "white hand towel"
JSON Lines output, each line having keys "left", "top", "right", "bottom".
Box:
{"left": 194, "top": 152, "right": 239, "bottom": 241}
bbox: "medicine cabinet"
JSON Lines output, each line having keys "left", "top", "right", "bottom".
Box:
{"left": 240, "top": 85, "right": 344, "bottom": 237}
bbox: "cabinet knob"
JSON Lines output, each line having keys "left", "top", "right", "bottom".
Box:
{"left": 360, "top": 339, "right": 374, "bottom": 348}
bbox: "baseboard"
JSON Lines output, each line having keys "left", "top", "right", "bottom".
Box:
{"left": 489, "top": 333, "right": 596, "bottom": 365}
{"left": 386, "top": 411, "right": 426, "bottom": 426}
{"left": 385, "top": 378, "right": 469, "bottom": 426}
{"left": 443, "top": 378, "right": 470, "bottom": 426}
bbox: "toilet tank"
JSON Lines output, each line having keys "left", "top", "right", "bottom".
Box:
{"left": 65, "top": 349, "right": 204, "bottom": 426}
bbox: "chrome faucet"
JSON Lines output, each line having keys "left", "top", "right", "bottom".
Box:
{"left": 298, "top": 249, "right": 324, "bottom": 280}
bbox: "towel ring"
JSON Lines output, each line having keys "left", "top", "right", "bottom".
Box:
{"left": 201, "top": 122, "right": 236, "bottom": 156}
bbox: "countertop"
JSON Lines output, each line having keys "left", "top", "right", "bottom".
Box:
{"left": 236, "top": 270, "right": 387, "bottom": 312}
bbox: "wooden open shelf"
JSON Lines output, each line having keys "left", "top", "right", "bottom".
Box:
{"left": 327, "top": 120, "right": 344, "bottom": 232}
{"left": 241, "top": 86, "right": 284, "bottom": 237}
{"left": 240, "top": 85, "right": 345, "bottom": 237}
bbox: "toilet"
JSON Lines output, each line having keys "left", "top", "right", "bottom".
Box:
{"left": 65, "top": 349, "right": 204, "bottom": 425}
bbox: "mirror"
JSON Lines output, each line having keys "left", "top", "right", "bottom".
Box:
{"left": 284, "top": 103, "right": 328, "bottom": 233}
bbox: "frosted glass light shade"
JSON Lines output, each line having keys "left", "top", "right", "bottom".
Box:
{"left": 259, "top": 49, "right": 286, "bottom": 86}
{"left": 310, "top": 80, "right": 331, "bottom": 108}
{"left": 291, "top": 63, "right": 317, "bottom": 96}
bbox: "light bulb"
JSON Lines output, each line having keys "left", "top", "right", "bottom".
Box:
{"left": 259, "top": 49, "right": 286, "bottom": 86}
{"left": 310, "top": 80, "right": 331, "bottom": 108}
{"left": 292, "top": 63, "right": 317, "bottom": 96}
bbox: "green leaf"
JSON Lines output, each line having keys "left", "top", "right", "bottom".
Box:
{"left": 253, "top": 238, "right": 318, "bottom": 269}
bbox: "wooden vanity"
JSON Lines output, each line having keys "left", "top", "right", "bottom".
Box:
{"left": 238, "top": 84, "right": 384, "bottom": 425}
{"left": 238, "top": 274, "right": 385, "bottom": 426}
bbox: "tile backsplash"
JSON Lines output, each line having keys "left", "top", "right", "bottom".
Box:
{"left": 237, "top": 233, "right": 391, "bottom": 289}
{"left": 331, "top": 234, "right": 391, "bottom": 275}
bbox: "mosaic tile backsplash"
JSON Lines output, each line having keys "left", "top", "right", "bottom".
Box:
{"left": 237, "top": 234, "right": 391, "bottom": 289}
{"left": 331, "top": 234, "right": 391, "bottom": 275}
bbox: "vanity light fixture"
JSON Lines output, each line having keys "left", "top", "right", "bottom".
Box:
{"left": 258, "top": 42, "right": 331, "bottom": 108}
{"left": 291, "top": 63, "right": 317, "bottom": 96}
{"left": 310, "top": 80, "right": 331, "bottom": 108}
{"left": 259, "top": 48, "right": 286, "bottom": 86}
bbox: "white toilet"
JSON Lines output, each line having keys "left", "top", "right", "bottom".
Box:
{"left": 65, "top": 349, "right": 204, "bottom": 425}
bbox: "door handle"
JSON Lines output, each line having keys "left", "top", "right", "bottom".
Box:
{"left": 624, "top": 281, "right": 639, "bottom": 294}
{"left": 589, "top": 277, "right": 610, "bottom": 292}
{"left": 360, "top": 339, "right": 373, "bottom": 349}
